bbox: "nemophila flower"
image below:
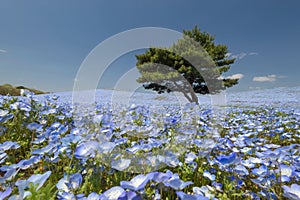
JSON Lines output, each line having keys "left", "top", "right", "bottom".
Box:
{"left": 260, "top": 190, "right": 277, "bottom": 200}
{"left": 0, "top": 109, "right": 9, "bottom": 117}
{"left": 252, "top": 164, "right": 268, "bottom": 177}
{"left": 120, "top": 173, "right": 153, "bottom": 191}
{"left": 10, "top": 171, "right": 51, "bottom": 200}
{"left": 126, "top": 145, "right": 141, "bottom": 154}
{"left": 56, "top": 173, "right": 83, "bottom": 192}
{"left": 26, "top": 122, "right": 43, "bottom": 131}
{"left": 176, "top": 191, "right": 209, "bottom": 200}
{"left": 203, "top": 170, "right": 215, "bottom": 181}
{"left": 282, "top": 184, "right": 300, "bottom": 200}
{"left": 0, "top": 187, "right": 12, "bottom": 200}
{"left": 27, "top": 171, "right": 51, "bottom": 191}
{"left": 0, "top": 152, "right": 7, "bottom": 164}
{"left": 74, "top": 141, "right": 99, "bottom": 159}
{"left": 32, "top": 135, "right": 47, "bottom": 145}
{"left": 241, "top": 159, "right": 256, "bottom": 169}
{"left": 111, "top": 158, "right": 131, "bottom": 171}
{"left": 212, "top": 182, "right": 223, "bottom": 192}
{"left": 264, "top": 143, "right": 281, "bottom": 149}
{"left": 98, "top": 142, "right": 116, "bottom": 154}
{"left": 185, "top": 152, "right": 197, "bottom": 164}
{"left": 102, "top": 186, "right": 126, "bottom": 199}
{"left": 248, "top": 157, "right": 263, "bottom": 165}
{"left": 276, "top": 164, "right": 295, "bottom": 182}
{"left": 164, "top": 178, "right": 193, "bottom": 191}
{"left": 248, "top": 192, "right": 260, "bottom": 200}
{"left": 151, "top": 171, "right": 172, "bottom": 183}
{"left": 17, "top": 156, "right": 41, "bottom": 170}
{"left": 0, "top": 141, "right": 20, "bottom": 151}
{"left": 193, "top": 186, "right": 215, "bottom": 199}
{"left": 32, "top": 143, "right": 56, "bottom": 155}
{"left": 87, "top": 192, "right": 101, "bottom": 200}
{"left": 234, "top": 164, "right": 249, "bottom": 176}
{"left": 215, "top": 152, "right": 238, "bottom": 166}
{"left": 0, "top": 167, "right": 18, "bottom": 184}
{"left": 157, "top": 151, "right": 180, "bottom": 167}
{"left": 256, "top": 149, "right": 281, "bottom": 161}
{"left": 0, "top": 113, "right": 13, "bottom": 123}
{"left": 57, "top": 192, "right": 76, "bottom": 200}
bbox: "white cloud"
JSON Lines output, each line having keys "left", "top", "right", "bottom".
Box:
{"left": 226, "top": 73, "right": 244, "bottom": 80}
{"left": 0, "top": 49, "right": 7, "bottom": 53}
{"left": 226, "top": 52, "right": 258, "bottom": 60}
{"left": 218, "top": 73, "right": 244, "bottom": 80}
{"left": 253, "top": 74, "right": 277, "bottom": 82}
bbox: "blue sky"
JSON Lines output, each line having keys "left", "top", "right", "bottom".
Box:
{"left": 0, "top": 0, "right": 299, "bottom": 93}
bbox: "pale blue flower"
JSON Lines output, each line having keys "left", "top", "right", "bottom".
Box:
{"left": 120, "top": 174, "right": 152, "bottom": 191}
{"left": 235, "top": 165, "right": 249, "bottom": 176}
{"left": 176, "top": 191, "right": 209, "bottom": 200}
{"left": 0, "top": 187, "right": 12, "bottom": 200}
{"left": 27, "top": 171, "right": 51, "bottom": 190}
{"left": 203, "top": 170, "right": 215, "bottom": 181}
{"left": 102, "top": 186, "right": 126, "bottom": 200}
{"left": 282, "top": 184, "right": 300, "bottom": 200}
{"left": 215, "top": 152, "right": 237, "bottom": 165}
{"left": 111, "top": 158, "right": 131, "bottom": 171}
{"left": 164, "top": 178, "right": 193, "bottom": 190}
{"left": 252, "top": 164, "right": 268, "bottom": 177}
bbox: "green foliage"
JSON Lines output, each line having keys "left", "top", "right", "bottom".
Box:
{"left": 0, "top": 84, "right": 47, "bottom": 96}
{"left": 136, "top": 26, "right": 239, "bottom": 104}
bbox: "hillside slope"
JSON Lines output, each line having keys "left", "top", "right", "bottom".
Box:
{"left": 0, "top": 84, "right": 47, "bottom": 96}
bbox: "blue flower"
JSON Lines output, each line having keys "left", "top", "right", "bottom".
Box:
{"left": 0, "top": 167, "right": 18, "bottom": 184}
{"left": 0, "top": 187, "right": 12, "bottom": 200}
{"left": 120, "top": 174, "right": 153, "bottom": 191}
{"left": 234, "top": 165, "right": 249, "bottom": 176}
{"left": 87, "top": 192, "right": 101, "bottom": 200}
{"left": 203, "top": 170, "right": 215, "bottom": 181}
{"left": 215, "top": 152, "right": 238, "bottom": 166}
{"left": 57, "top": 192, "right": 76, "bottom": 200}
{"left": 102, "top": 186, "right": 126, "bottom": 199}
{"left": 56, "top": 173, "right": 82, "bottom": 192}
{"left": 212, "top": 182, "right": 223, "bottom": 192}
{"left": 252, "top": 164, "right": 268, "bottom": 177}
{"left": 176, "top": 191, "right": 209, "bottom": 200}
{"left": 26, "top": 122, "right": 43, "bottom": 131}
{"left": 0, "top": 152, "right": 7, "bottom": 164}
{"left": 98, "top": 142, "right": 116, "bottom": 154}
{"left": 125, "top": 190, "right": 140, "bottom": 200}
{"left": 74, "top": 141, "right": 99, "bottom": 159}
{"left": 164, "top": 178, "right": 193, "bottom": 190}
{"left": 260, "top": 190, "right": 277, "bottom": 200}
{"left": 152, "top": 172, "right": 172, "bottom": 183}
{"left": 27, "top": 171, "right": 51, "bottom": 190}
{"left": 111, "top": 158, "right": 131, "bottom": 171}
{"left": 0, "top": 141, "right": 20, "bottom": 151}
{"left": 282, "top": 184, "right": 300, "bottom": 200}
{"left": 193, "top": 186, "right": 215, "bottom": 199}
{"left": 185, "top": 152, "right": 197, "bottom": 164}
{"left": 276, "top": 164, "right": 295, "bottom": 182}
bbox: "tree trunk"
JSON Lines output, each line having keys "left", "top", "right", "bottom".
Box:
{"left": 183, "top": 91, "right": 199, "bottom": 105}
{"left": 188, "top": 82, "right": 199, "bottom": 105}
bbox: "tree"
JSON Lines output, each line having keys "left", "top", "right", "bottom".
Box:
{"left": 135, "top": 26, "right": 239, "bottom": 104}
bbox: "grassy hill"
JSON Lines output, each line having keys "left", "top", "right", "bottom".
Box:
{"left": 0, "top": 84, "right": 47, "bottom": 96}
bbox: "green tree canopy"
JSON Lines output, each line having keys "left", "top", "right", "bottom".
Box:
{"left": 135, "top": 26, "right": 239, "bottom": 104}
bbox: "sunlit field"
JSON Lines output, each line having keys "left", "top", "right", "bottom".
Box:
{"left": 0, "top": 87, "right": 299, "bottom": 200}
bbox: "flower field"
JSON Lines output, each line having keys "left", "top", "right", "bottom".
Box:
{"left": 0, "top": 88, "right": 300, "bottom": 200}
